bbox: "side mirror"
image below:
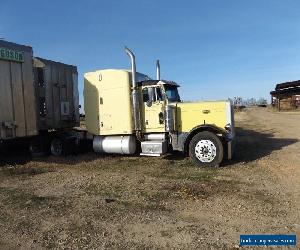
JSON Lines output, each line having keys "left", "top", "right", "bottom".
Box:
{"left": 146, "top": 100, "right": 152, "bottom": 107}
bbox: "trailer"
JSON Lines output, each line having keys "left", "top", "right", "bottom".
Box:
{"left": 0, "top": 40, "right": 80, "bottom": 155}
{"left": 0, "top": 41, "right": 37, "bottom": 140}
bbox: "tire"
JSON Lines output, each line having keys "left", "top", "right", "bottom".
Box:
{"left": 189, "top": 131, "right": 224, "bottom": 167}
{"left": 50, "top": 138, "right": 64, "bottom": 156}
{"left": 29, "top": 145, "right": 46, "bottom": 158}
{"left": 29, "top": 137, "right": 48, "bottom": 158}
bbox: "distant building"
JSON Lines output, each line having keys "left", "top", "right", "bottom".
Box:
{"left": 270, "top": 80, "right": 300, "bottom": 110}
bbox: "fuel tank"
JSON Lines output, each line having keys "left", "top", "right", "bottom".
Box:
{"left": 93, "top": 135, "right": 136, "bottom": 154}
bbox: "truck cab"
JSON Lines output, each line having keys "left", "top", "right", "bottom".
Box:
{"left": 84, "top": 48, "right": 235, "bottom": 167}
{"left": 138, "top": 79, "right": 235, "bottom": 167}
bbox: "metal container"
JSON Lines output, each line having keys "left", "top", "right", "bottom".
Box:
{"left": 93, "top": 135, "right": 136, "bottom": 154}
{"left": 0, "top": 40, "right": 38, "bottom": 140}
{"left": 165, "top": 105, "right": 176, "bottom": 132}
{"left": 33, "top": 57, "right": 79, "bottom": 130}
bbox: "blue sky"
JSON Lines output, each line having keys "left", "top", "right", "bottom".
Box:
{"left": 1, "top": 0, "right": 300, "bottom": 105}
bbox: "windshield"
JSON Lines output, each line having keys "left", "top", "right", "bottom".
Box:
{"left": 164, "top": 85, "right": 181, "bottom": 102}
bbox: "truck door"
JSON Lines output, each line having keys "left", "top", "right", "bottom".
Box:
{"left": 142, "top": 86, "right": 165, "bottom": 133}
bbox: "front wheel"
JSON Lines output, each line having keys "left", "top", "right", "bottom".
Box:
{"left": 189, "top": 131, "right": 224, "bottom": 167}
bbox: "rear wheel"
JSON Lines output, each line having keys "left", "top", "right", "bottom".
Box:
{"left": 29, "top": 137, "right": 48, "bottom": 158}
{"left": 189, "top": 131, "right": 223, "bottom": 167}
{"left": 30, "top": 142, "right": 46, "bottom": 158}
{"left": 50, "top": 138, "right": 64, "bottom": 156}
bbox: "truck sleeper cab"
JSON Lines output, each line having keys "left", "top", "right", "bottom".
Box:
{"left": 84, "top": 48, "right": 235, "bottom": 167}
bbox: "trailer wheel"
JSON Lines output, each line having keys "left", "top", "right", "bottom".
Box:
{"left": 29, "top": 139, "right": 47, "bottom": 158}
{"left": 50, "top": 138, "right": 64, "bottom": 156}
{"left": 30, "top": 145, "right": 46, "bottom": 158}
{"left": 189, "top": 131, "right": 223, "bottom": 167}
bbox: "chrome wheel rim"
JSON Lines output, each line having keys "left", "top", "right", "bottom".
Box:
{"left": 195, "top": 140, "right": 216, "bottom": 162}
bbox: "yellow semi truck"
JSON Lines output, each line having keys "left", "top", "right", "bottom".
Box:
{"left": 84, "top": 48, "right": 235, "bottom": 167}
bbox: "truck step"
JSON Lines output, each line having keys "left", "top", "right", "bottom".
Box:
{"left": 140, "top": 140, "right": 168, "bottom": 156}
{"left": 140, "top": 153, "right": 162, "bottom": 157}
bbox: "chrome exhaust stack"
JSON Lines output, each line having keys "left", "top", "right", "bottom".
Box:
{"left": 125, "top": 47, "right": 142, "bottom": 133}
{"left": 156, "top": 59, "right": 160, "bottom": 80}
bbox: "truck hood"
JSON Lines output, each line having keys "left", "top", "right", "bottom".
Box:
{"left": 173, "top": 101, "right": 234, "bottom": 134}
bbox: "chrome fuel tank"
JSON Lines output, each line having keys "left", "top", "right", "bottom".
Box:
{"left": 93, "top": 135, "right": 136, "bottom": 154}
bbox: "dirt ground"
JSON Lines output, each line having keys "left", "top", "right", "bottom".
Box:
{"left": 0, "top": 107, "right": 299, "bottom": 249}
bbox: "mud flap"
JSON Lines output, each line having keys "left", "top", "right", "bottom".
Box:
{"left": 227, "top": 139, "right": 236, "bottom": 160}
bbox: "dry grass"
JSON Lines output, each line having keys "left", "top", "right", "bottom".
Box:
{"left": 0, "top": 108, "right": 299, "bottom": 249}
